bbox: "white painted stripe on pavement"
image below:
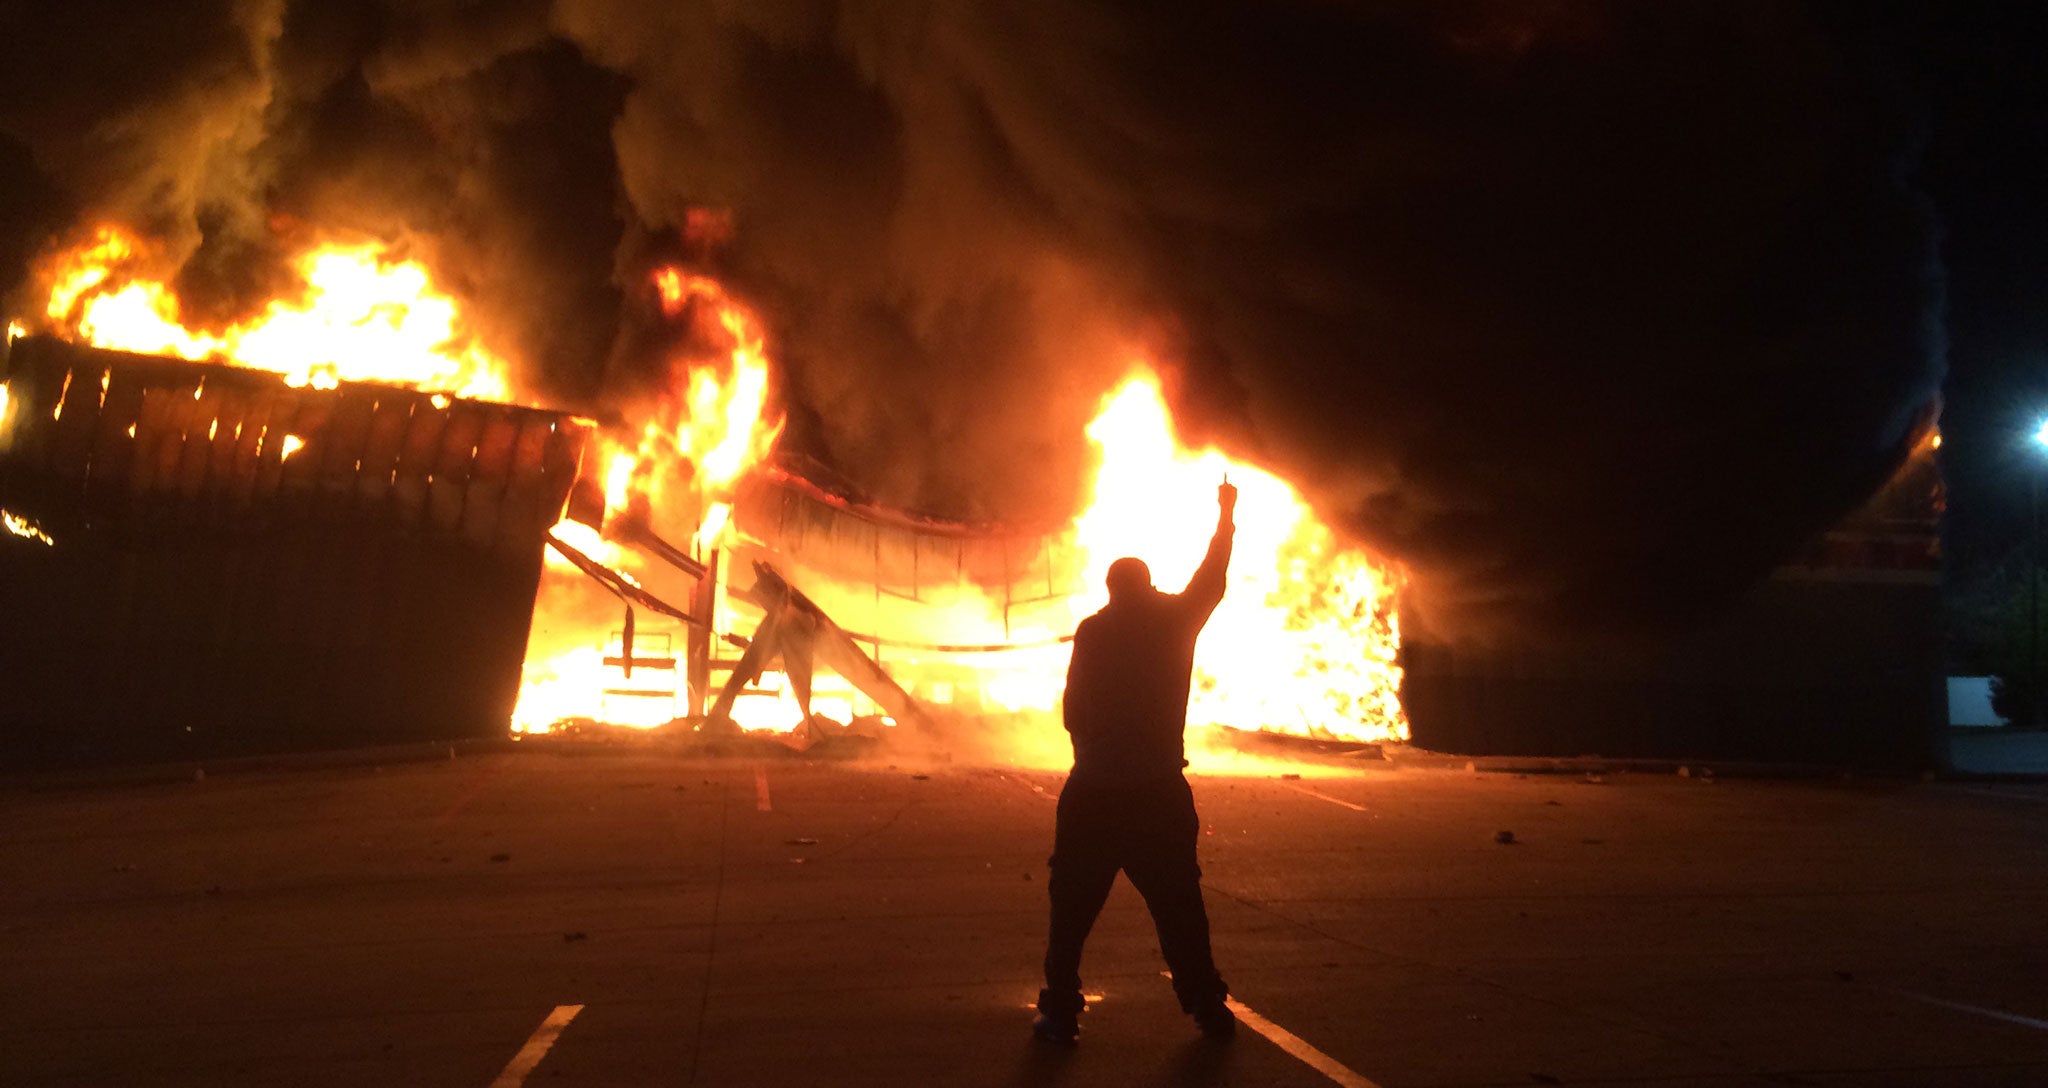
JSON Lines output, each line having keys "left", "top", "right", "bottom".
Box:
{"left": 754, "top": 764, "right": 772, "bottom": 812}
{"left": 1226, "top": 997, "right": 1384, "bottom": 1088}
{"left": 1951, "top": 786, "right": 2048, "bottom": 805}
{"left": 1279, "top": 782, "right": 1370, "bottom": 813}
{"left": 1002, "top": 772, "right": 1057, "bottom": 802}
{"left": 1155, "top": 972, "right": 1380, "bottom": 1087}
{"left": 1896, "top": 990, "right": 2048, "bottom": 1032}
{"left": 489, "top": 1004, "right": 583, "bottom": 1088}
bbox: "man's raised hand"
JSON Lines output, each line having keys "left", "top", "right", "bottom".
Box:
{"left": 1218, "top": 476, "right": 1238, "bottom": 518}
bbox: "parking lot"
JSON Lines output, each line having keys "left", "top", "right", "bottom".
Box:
{"left": 5, "top": 748, "right": 2048, "bottom": 1086}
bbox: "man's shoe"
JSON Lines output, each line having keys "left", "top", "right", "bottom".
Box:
{"left": 1031, "top": 1010, "right": 1080, "bottom": 1045}
{"left": 1191, "top": 1001, "right": 1237, "bottom": 1039}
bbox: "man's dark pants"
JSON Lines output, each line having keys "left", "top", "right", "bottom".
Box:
{"left": 1041, "top": 773, "right": 1227, "bottom": 1016}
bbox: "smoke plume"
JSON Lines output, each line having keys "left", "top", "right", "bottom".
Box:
{"left": 0, "top": 1, "right": 1945, "bottom": 644}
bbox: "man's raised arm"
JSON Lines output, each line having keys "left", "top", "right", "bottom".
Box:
{"left": 1178, "top": 479, "right": 1237, "bottom": 624}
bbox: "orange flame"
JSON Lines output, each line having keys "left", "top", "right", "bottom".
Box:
{"left": 2, "top": 507, "right": 54, "bottom": 547}
{"left": 515, "top": 267, "right": 785, "bottom": 732}
{"left": 35, "top": 226, "right": 513, "bottom": 400}
{"left": 1070, "top": 373, "right": 1404, "bottom": 744}
{"left": 516, "top": 357, "right": 1407, "bottom": 760}
{"left": 753, "top": 367, "right": 1407, "bottom": 768}
{"left": 22, "top": 225, "right": 1403, "bottom": 762}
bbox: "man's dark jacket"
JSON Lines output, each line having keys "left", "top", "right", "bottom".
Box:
{"left": 1061, "top": 524, "right": 1233, "bottom": 785}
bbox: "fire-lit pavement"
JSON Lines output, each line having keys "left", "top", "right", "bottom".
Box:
{"left": 5, "top": 752, "right": 2048, "bottom": 1087}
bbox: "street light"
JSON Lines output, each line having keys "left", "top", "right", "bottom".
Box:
{"left": 2032, "top": 422, "right": 2048, "bottom": 728}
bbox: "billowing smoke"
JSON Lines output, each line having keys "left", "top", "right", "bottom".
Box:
{"left": 1, "top": 0, "right": 625, "bottom": 400}
{"left": 0, "top": 1, "right": 1944, "bottom": 646}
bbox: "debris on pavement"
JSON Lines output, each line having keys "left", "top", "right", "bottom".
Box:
{"left": 488, "top": 853, "right": 511, "bottom": 863}
{"left": 1495, "top": 830, "right": 1518, "bottom": 845}
{"left": 785, "top": 837, "right": 818, "bottom": 846}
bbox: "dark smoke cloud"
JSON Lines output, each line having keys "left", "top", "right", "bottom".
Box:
{"left": 0, "top": 1, "right": 1943, "bottom": 644}
{"left": 0, "top": 0, "right": 279, "bottom": 255}
{"left": 0, "top": 0, "right": 626, "bottom": 401}
{"left": 561, "top": 0, "right": 1944, "bottom": 641}
{"left": 557, "top": 0, "right": 1140, "bottom": 522}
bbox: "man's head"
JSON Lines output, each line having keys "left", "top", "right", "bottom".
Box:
{"left": 1105, "top": 556, "right": 1153, "bottom": 602}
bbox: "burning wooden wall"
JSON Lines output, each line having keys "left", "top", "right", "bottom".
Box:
{"left": 0, "top": 335, "right": 591, "bottom": 767}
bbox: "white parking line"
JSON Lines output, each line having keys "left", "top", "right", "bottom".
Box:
{"left": 755, "top": 764, "right": 773, "bottom": 812}
{"left": 1011, "top": 768, "right": 1382, "bottom": 1084}
{"left": 1279, "top": 781, "right": 1369, "bottom": 812}
{"left": 1950, "top": 786, "right": 2048, "bottom": 805}
{"left": 489, "top": 1004, "right": 583, "bottom": 1088}
{"left": 1001, "top": 772, "right": 1057, "bottom": 802}
{"left": 1895, "top": 990, "right": 2048, "bottom": 1032}
{"left": 1155, "top": 970, "right": 1380, "bottom": 1085}
{"left": 1227, "top": 997, "right": 1385, "bottom": 1088}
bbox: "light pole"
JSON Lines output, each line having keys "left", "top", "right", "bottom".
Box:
{"left": 2032, "top": 421, "right": 2048, "bottom": 728}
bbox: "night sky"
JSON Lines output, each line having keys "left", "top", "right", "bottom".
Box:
{"left": 1912, "top": 4, "right": 2048, "bottom": 577}
{"left": 0, "top": 1, "right": 2041, "bottom": 650}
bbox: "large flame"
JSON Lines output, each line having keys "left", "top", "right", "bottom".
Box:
{"left": 513, "top": 347, "right": 1408, "bottom": 762}
{"left": 1071, "top": 375, "right": 1405, "bottom": 745}
{"left": 512, "top": 267, "right": 784, "bottom": 732}
{"left": 35, "top": 227, "right": 513, "bottom": 400}
{"left": 784, "top": 368, "right": 1408, "bottom": 766}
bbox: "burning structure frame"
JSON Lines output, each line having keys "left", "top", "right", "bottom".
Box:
{"left": 0, "top": 335, "right": 589, "bottom": 765}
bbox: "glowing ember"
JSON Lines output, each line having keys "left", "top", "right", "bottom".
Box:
{"left": 35, "top": 226, "right": 514, "bottom": 400}
{"left": 278, "top": 434, "right": 306, "bottom": 461}
{"left": 2, "top": 508, "right": 54, "bottom": 547}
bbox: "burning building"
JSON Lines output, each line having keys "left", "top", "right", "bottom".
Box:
{"left": 0, "top": 234, "right": 592, "bottom": 765}
{"left": 0, "top": 4, "right": 1955, "bottom": 772}
{"left": 0, "top": 227, "right": 1406, "bottom": 768}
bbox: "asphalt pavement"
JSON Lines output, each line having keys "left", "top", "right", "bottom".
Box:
{"left": 4, "top": 747, "right": 2048, "bottom": 1087}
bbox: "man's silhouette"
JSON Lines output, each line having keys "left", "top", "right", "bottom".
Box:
{"left": 1034, "top": 479, "right": 1238, "bottom": 1044}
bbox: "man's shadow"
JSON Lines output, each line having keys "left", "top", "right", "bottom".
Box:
{"left": 1005, "top": 1040, "right": 1075, "bottom": 1087}
{"left": 1154, "top": 1037, "right": 1238, "bottom": 1086}
{"left": 1005, "top": 1037, "right": 1236, "bottom": 1088}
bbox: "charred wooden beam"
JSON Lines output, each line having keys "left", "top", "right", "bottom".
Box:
{"left": 705, "top": 560, "right": 929, "bottom": 734}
